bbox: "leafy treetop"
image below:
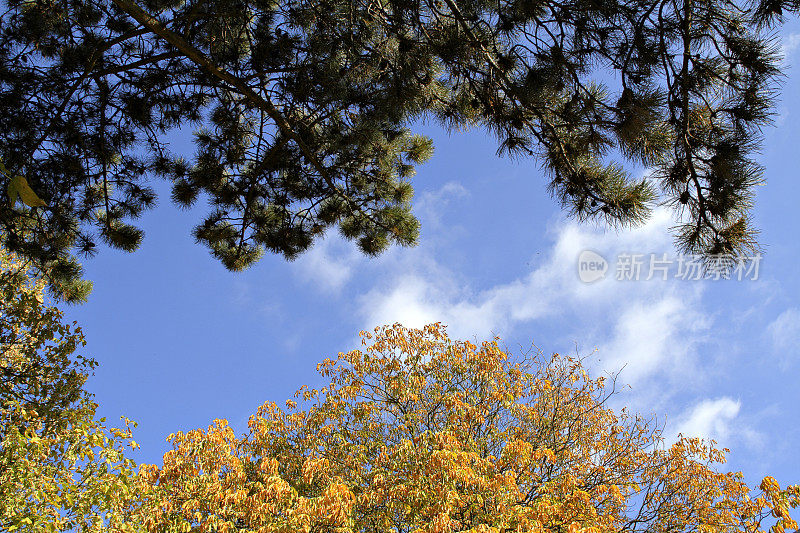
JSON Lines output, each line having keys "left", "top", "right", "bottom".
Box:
{"left": 0, "top": 246, "right": 138, "bottom": 532}
{"left": 124, "top": 323, "right": 800, "bottom": 533}
{"left": 0, "top": 245, "right": 92, "bottom": 429}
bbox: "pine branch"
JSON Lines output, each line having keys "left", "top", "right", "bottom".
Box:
{"left": 109, "top": 0, "right": 336, "bottom": 192}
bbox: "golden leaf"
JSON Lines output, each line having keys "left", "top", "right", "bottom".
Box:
{"left": 8, "top": 175, "right": 47, "bottom": 207}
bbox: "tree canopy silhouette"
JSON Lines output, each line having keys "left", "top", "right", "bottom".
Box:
{"left": 0, "top": 0, "right": 791, "bottom": 299}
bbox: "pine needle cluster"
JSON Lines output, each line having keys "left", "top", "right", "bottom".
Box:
{"left": 0, "top": 0, "right": 788, "bottom": 297}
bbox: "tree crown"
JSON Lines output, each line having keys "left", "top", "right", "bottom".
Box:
{"left": 0, "top": 247, "right": 138, "bottom": 532}
{"left": 0, "top": 0, "right": 792, "bottom": 298}
{"left": 126, "top": 324, "right": 800, "bottom": 533}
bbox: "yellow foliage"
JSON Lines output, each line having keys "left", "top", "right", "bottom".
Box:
{"left": 120, "top": 324, "right": 799, "bottom": 533}
{"left": 0, "top": 247, "right": 138, "bottom": 532}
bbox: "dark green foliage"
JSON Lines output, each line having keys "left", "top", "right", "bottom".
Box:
{"left": 0, "top": 0, "right": 789, "bottom": 299}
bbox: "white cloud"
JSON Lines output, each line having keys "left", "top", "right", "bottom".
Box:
{"left": 294, "top": 183, "right": 795, "bottom": 469}
{"left": 767, "top": 307, "right": 800, "bottom": 367}
{"left": 357, "top": 206, "right": 701, "bottom": 357}
{"left": 297, "top": 191, "right": 740, "bottom": 427}
{"left": 599, "top": 293, "right": 710, "bottom": 387}
{"left": 353, "top": 205, "right": 729, "bottom": 422}
{"left": 673, "top": 397, "right": 742, "bottom": 444}
{"left": 358, "top": 274, "right": 480, "bottom": 335}
{"left": 293, "top": 181, "right": 469, "bottom": 294}
{"left": 294, "top": 236, "right": 362, "bottom": 293}
{"left": 774, "top": 32, "right": 800, "bottom": 125}
{"left": 781, "top": 33, "right": 800, "bottom": 62}
{"left": 414, "top": 181, "right": 469, "bottom": 230}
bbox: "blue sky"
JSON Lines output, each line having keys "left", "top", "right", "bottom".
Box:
{"left": 65, "top": 22, "right": 800, "bottom": 492}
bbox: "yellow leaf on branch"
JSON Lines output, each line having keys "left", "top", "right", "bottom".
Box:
{"left": 7, "top": 174, "right": 47, "bottom": 207}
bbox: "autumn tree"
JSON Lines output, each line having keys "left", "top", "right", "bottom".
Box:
{"left": 0, "top": 0, "right": 793, "bottom": 299}
{"left": 125, "top": 323, "right": 799, "bottom": 533}
{"left": 0, "top": 246, "right": 138, "bottom": 532}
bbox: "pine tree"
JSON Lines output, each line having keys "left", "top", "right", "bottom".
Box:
{"left": 0, "top": 0, "right": 788, "bottom": 299}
